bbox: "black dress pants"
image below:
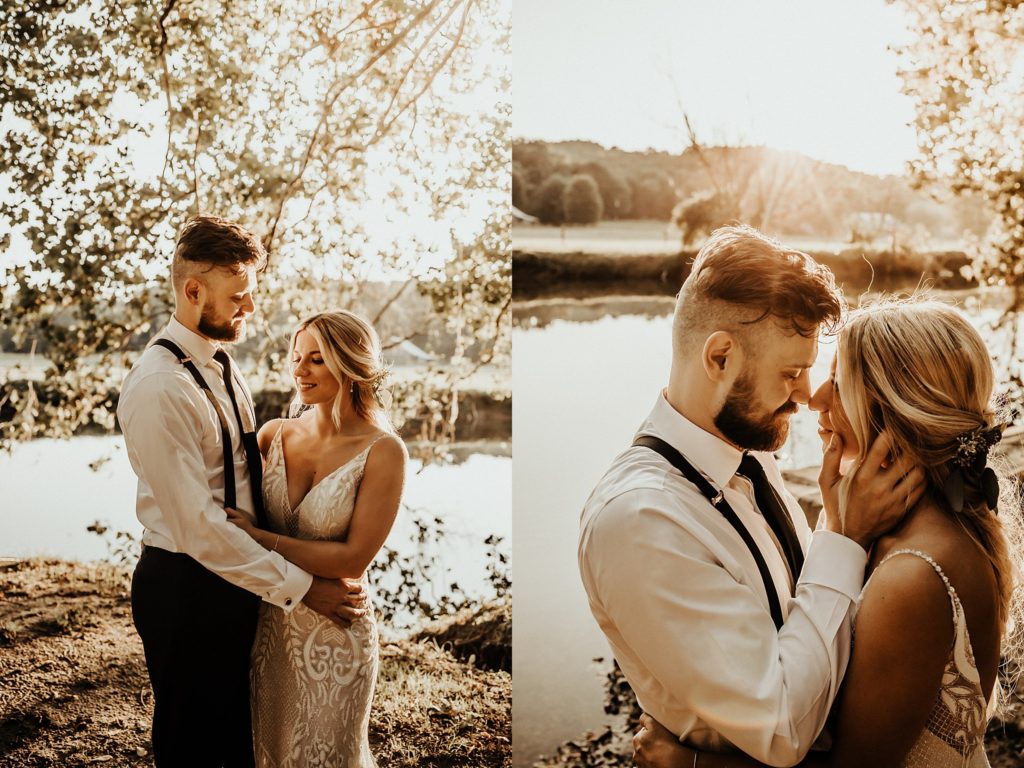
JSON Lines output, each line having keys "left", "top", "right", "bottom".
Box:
{"left": 132, "top": 546, "right": 261, "bottom": 768}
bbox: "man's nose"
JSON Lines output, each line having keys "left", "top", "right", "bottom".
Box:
{"left": 789, "top": 369, "right": 813, "bottom": 406}
{"left": 241, "top": 293, "right": 255, "bottom": 314}
{"left": 807, "top": 377, "right": 832, "bottom": 413}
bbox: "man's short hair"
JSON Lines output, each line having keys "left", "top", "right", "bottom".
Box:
{"left": 674, "top": 225, "right": 844, "bottom": 354}
{"left": 171, "top": 215, "right": 267, "bottom": 287}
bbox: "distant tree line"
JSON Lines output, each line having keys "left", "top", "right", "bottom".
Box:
{"left": 513, "top": 141, "right": 676, "bottom": 225}
{"left": 512, "top": 140, "right": 991, "bottom": 246}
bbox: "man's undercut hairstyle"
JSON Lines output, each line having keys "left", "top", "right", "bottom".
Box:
{"left": 673, "top": 225, "right": 844, "bottom": 355}
{"left": 171, "top": 215, "right": 267, "bottom": 287}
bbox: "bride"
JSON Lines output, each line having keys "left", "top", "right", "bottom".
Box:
{"left": 227, "top": 309, "right": 407, "bottom": 767}
{"left": 634, "top": 298, "right": 1024, "bottom": 768}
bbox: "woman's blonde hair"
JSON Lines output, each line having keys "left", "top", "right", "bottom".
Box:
{"left": 837, "top": 296, "right": 1023, "bottom": 708}
{"left": 291, "top": 310, "right": 393, "bottom": 433}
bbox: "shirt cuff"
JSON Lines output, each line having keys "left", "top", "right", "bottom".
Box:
{"left": 262, "top": 562, "right": 313, "bottom": 612}
{"left": 798, "top": 530, "right": 867, "bottom": 601}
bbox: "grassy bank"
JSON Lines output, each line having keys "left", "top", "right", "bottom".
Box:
{"left": 0, "top": 559, "right": 510, "bottom": 767}
{"left": 512, "top": 248, "right": 973, "bottom": 301}
{"left": 0, "top": 386, "right": 512, "bottom": 443}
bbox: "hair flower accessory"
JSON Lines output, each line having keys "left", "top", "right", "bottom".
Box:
{"left": 954, "top": 424, "right": 1004, "bottom": 470}
{"left": 942, "top": 424, "right": 1004, "bottom": 514}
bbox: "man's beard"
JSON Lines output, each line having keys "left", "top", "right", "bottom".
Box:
{"left": 714, "top": 370, "right": 796, "bottom": 452}
{"left": 198, "top": 305, "right": 242, "bottom": 342}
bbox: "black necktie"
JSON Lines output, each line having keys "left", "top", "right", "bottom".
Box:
{"left": 213, "top": 349, "right": 268, "bottom": 529}
{"left": 738, "top": 453, "right": 804, "bottom": 583}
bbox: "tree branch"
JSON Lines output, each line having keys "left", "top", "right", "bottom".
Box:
{"left": 372, "top": 278, "right": 415, "bottom": 324}
{"left": 156, "top": 0, "right": 178, "bottom": 195}
{"left": 375, "top": 0, "right": 472, "bottom": 141}
{"left": 263, "top": 0, "right": 446, "bottom": 256}
{"left": 382, "top": 330, "right": 419, "bottom": 350}
{"left": 191, "top": 111, "right": 202, "bottom": 212}
{"left": 376, "top": 0, "right": 465, "bottom": 135}
{"left": 456, "top": 290, "right": 511, "bottom": 383}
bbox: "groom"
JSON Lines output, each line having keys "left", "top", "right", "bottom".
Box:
{"left": 579, "top": 226, "right": 924, "bottom": 766}
{"left": 118, "top": 215, "right": 365, "bottom": 768}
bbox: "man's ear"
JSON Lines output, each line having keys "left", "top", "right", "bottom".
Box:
{"left": 182, "top": 277, "right": 204, "bottom": 307}
{"left": 702, "top": 331, "right": 740, "bottom": 382}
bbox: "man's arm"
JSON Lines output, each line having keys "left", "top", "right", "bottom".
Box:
{"left": 585, "top": 490, "right": 865, "bottom": 767}
{"left": 586, "top": 436, "right": 924, "bottom": 767}
{"left": 633, "top": 559, "right": 952, "bottom": 768}
{"left": 226, "top": 435, "right": 407, "bottom": 579}
{"left": 119, "top": 371, "right": 312, "bottom": 610}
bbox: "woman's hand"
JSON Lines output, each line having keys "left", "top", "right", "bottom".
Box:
{"left": 819, "top": 431, "right": 926, "bottom": 550}
{"left": 634, "top": 713, "right": 694, "bottom": 768}
{"left": 225, "top": 507, "right": 258, "bottom": 537}
{"left": 817, "top": 432, "right": 847, "bottom": 525}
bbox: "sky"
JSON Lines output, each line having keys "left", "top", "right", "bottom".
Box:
{"left": 514, "top": 0, "right": 919, "bottom": 176}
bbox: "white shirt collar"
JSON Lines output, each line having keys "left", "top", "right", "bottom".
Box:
{"left": 164, "top": 314, "right": 220, "bottom": 367}
{"left": 639, "top": 389, "right": 744, "bottom": 489}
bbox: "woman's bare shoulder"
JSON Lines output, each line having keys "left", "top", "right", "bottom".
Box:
{"left": 364, "top": 432, "right": 408, "bottom": 470}
{"left": 879, "top": 507, "right": 997, "bottom": 604}
{"left": 257, "top": 418, "right": 286, "bottom": 456}
{"left": 858, "top": 551, "right": 955, "bottom": 658}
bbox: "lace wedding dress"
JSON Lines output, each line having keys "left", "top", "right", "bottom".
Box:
{"left": 862, "top": 549, "right": 992, "bottom": 768}
{"left": 250, "top": 425, "right": 383, "bottom": 767}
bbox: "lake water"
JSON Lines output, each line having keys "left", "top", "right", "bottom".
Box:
{"left": 511, "top": 289, "right": 1018, "bottom": 767}
{"left": 0, "top": 436, "right": 510, "bottom": 631}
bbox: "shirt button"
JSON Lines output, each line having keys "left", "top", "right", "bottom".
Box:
{"left": 285, "top": 598, "right": 293, "bottom": 606}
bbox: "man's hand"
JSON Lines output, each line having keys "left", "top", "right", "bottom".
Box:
{"left": 633, "top": 713, "right": 693, "bottom": 768}
{"left": 302, "top": 576, "right": 367, "bottom": 628}
{"left": 820, "top": 432, "right": 926, "bottom": 549}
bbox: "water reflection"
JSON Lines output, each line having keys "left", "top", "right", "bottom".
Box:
{"left": 0, "top": 436, "right": 510, "bottom": 615}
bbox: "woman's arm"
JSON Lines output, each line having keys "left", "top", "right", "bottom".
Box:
{"left": 821, "top": 553, "right": 952, "bottom": 768}
{"left": 228, "top": 435, "right": 407, "bottom": 579}
{"left": 635, "top": 554, "right": 952, "bottom": 768}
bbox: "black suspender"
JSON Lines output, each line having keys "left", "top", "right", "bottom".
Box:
{"left": 152, "top": 339, "right": 266, "bottom": 527}
{"left": 633, "top": 435, "right": 786, "bottom": 630}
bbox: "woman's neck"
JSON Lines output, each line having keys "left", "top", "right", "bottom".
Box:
{"left": 310, "top": 399, "right": 371, "bottom": 438}
{"left": 872, "top": 494, "right": 957, "bottom": 560}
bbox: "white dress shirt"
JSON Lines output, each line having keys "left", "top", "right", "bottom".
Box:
{"left": 578, "top": 391, "right": 868, "bottom": 767}
{"left": 118, "top": 316, "right": 312, "bottom": 610}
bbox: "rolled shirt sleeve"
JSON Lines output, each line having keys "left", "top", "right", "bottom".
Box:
{"left": 581, "top": 488, "right": 867, "bottom": 767}
{"left": 119, "top": 370, "right": 312, "bottom": 610}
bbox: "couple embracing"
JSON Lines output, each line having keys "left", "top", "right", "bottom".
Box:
{"left": 579, "top": 226, "right": 1022, "bottom": 767}
{"left": 118, "top": 215, "right": 408, "bottom": 767}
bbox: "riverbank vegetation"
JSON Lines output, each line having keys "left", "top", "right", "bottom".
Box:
{"left": 512, "top": 235, "right": 974, "bottom": 301}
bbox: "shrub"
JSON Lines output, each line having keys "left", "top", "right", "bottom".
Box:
{"left": 534, "top": 175, "right": 569, "bottom": 224}
{"left": 563, "top": 174, "right": 603, "bottom": 225}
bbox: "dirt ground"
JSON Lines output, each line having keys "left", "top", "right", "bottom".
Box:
{"left": 0, "top": 559, "right": 510, "bottom": 767}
